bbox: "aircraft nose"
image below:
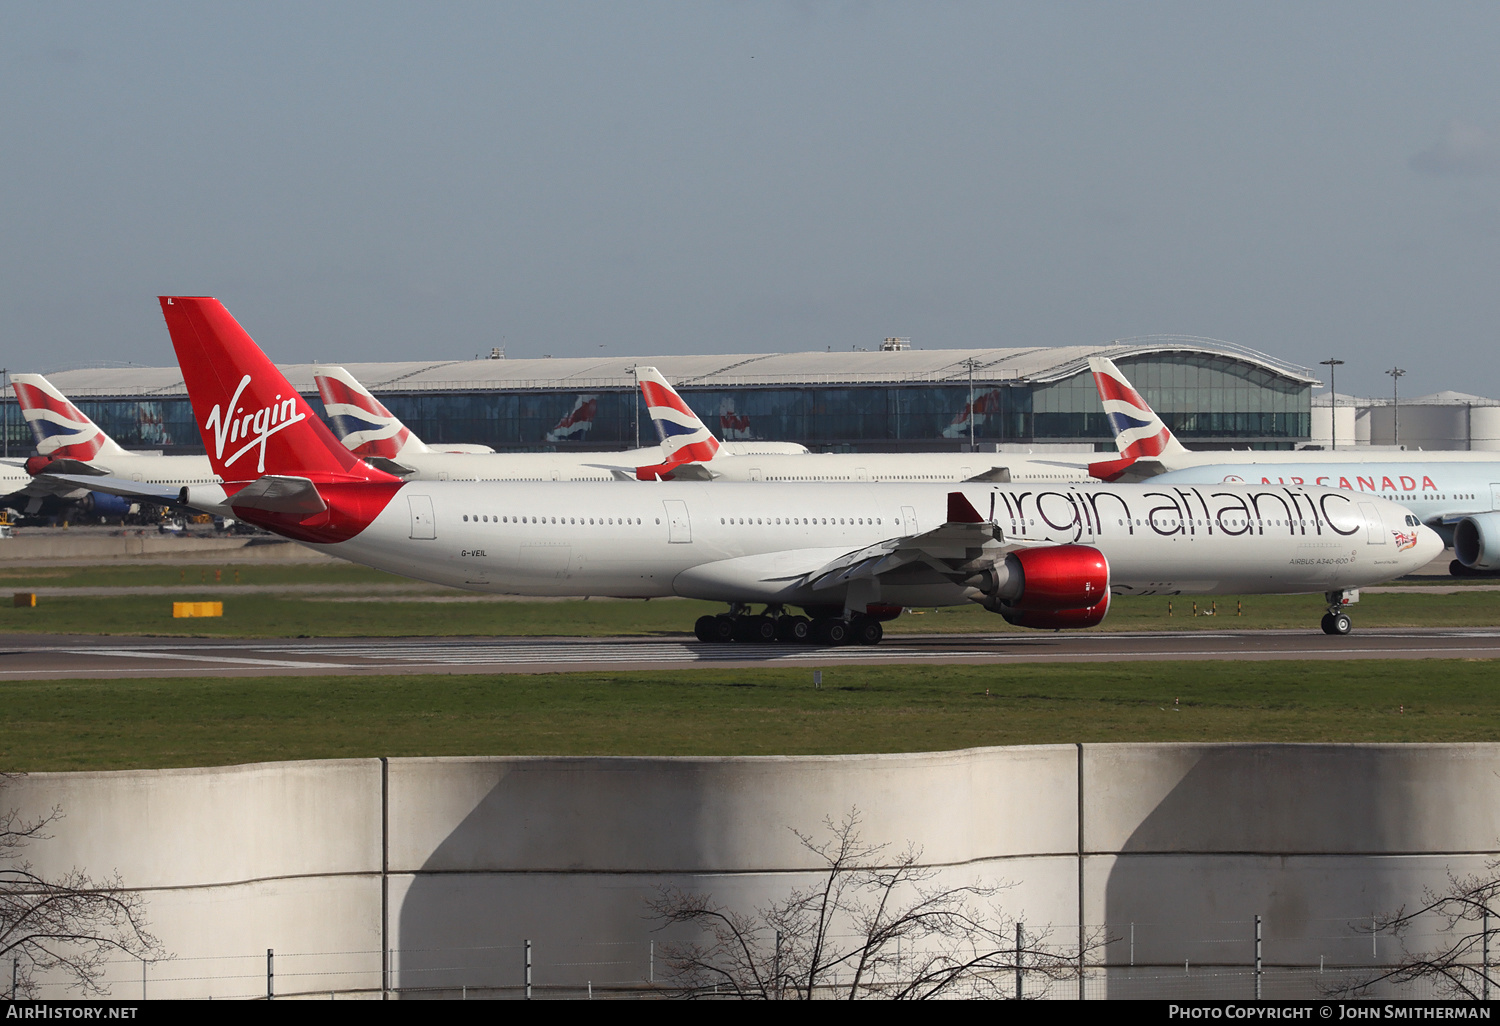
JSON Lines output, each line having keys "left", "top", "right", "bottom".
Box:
{"left": 1414, "top": 524, "right": 1444, "bottom": 567}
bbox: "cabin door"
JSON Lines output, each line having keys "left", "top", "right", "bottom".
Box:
{"left": 663, "top": 499, "right": 692, "bottom": 543}
{"left": 408, "top": 495, "right": 436, "bottom": 540}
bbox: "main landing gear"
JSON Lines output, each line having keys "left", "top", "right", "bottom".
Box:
{"left": 1320, "top": 590, "right": 1354, "bottom": 636}
{"left": 693, "top": 604, "right": 885, "bottom": 646}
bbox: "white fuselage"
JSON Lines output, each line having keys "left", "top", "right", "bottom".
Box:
{"left": 1154, "top": 461, "right": 1500, "bottom": 528}
{"left": 309, "top": 480, "right": 1440, "bottom": 608}
{"left": 1, "top": 460, "right": 30, "bottom": 499}
{"left": 375, "top": 442, "right": 810, "bottom": 482}
{"left": 660, "top": 451, "right": 1092, "bottom": 484}
{"left": 1156, "top": 448, "right": 1500, "bottom": 469}
{"left": 80, "top": 453, "right": 221, "bottom": 489}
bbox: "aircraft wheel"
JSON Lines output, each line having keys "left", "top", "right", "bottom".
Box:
{"left": 776, "top": 615, "right": 811, "bottom": 643}
{"left": 813, "top": 618, "right": 850, "bottom": 646}
{"left": 733, "top": 615, "right": 776, "bottom": 643}
{"left": 1320, "top": 612, "right": 1352, "bottom": 636}
{"left": 850, "top": 616, "right": 883, "bottom": 646}
{"left": 700, "top": 615, "right": 735, "bottom": 644}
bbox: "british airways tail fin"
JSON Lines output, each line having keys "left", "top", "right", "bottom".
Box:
{"left": 1088, "top": 357, "right": 1189, "bottom": 458}
{"left": 158, "top": 297, "right": 390, "bottom": 484}
{"left": 313, "top": 365, "right": 433, "bottom": 458}
{"left": 10, "top": 374, "right": 128, "bottom": 460}
{"left": 636, "top": 366, "right": 721, "bottom": 464}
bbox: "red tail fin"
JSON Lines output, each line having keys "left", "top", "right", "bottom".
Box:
{"left": 158, "top": 297, "right": 374, "bottom": 483}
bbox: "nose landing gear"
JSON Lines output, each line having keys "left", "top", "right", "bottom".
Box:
{"left": 1320, "top": 590, "right": 1356, "bottom": 636}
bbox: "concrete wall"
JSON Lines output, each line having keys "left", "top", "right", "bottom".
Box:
{"left": 7, "top": 744, "right": 1500, "bottom": 998}
{"left": 0, "top": 533, "right": 331, "bottom": 564}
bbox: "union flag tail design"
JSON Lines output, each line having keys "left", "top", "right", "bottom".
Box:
{"left": 314, "top": 365, "right": 426, "bottom": 458}
{"left": 158, "top": 297, "right": 400, "bottom": 544}
{"left": 1088, "top": 357, "right": 1188, "bottom": 458}
{"left": 636, "top": 367, "right": 721, "bottom": 464}
{"left": 941, "top": 389, "right": 1003, "bottom": 439}
{"left": 545, "top": 394, "right": 598, "bottom": 442}
{"left": 10, "top": 374, "right": 127, "bottom": 460}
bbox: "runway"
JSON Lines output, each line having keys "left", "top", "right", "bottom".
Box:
{"left": 2, "top": 627, "right": 1499, "bottom": 679}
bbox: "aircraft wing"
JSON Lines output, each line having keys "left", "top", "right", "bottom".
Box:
{"left": 30, "top": 471, "right": 183, "bottom": 505}
{"left": 800, "top": 492, "right": 1036, "bottom": 591}
{"left": 1440, "top": 510, "right": 1493, "bottom": 526}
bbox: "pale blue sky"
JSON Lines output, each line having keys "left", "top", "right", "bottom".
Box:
{"left": 2, "top": 2, "right": 1498, "bottom": 398}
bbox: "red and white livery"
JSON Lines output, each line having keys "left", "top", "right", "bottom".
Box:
{"left": 11, "top": 375, "right": 127, "bottom": 461}
{"left": 11, "top": 373, "right": 222, "bottom": 516}
{"left": 1090, "top": 358, "right": 1189, "bottom": 461}
{"left": 156, "top": 296, "right": 1440, "bottom": 642}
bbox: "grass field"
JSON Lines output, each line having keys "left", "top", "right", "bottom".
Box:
{"left": 3, "top": 586, "right": 1500, "bottom": 636}
{"left": 2, "top": 561, "right": 1499, "bottom": 637}
{"left": 3, "top": 660, "right": 1499, "bottom": 771}
{"left": 0, "top": 561, "right": 400, "bottom": 590}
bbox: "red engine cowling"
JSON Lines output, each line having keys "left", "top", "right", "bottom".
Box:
{"left": 999, "top": 592, "right": 1111, "bottom": 629}
{"left": 1006, "top": 545, "right": 1109, "bottom": 611}
{"left": 984, "top": 544, "right": 1111, "bottom": 629}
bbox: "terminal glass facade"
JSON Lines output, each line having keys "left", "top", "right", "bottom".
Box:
{"left": 51, "top": 352, "right": 1309, "bottom": 455}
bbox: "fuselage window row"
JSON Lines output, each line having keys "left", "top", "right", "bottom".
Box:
{"left": 717, "top": 517, "right": 885, "bottom": 526}
{"left": 459, "top": 516, "right": 644, "bottom": 525}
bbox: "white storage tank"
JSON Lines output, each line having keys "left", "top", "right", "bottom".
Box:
{"left": 1363, "top": 392, "right": 1500, "bottom": 450}
{"left": 1309, "top": 394, "right": 1358, "bottom": 448}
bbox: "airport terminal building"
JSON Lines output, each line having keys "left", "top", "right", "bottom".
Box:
{"left": 2, "top": 336, "right": 1317, "bottom": 456}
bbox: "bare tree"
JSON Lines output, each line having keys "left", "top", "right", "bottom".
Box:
{"left": 1, "top": 780, "right": 165, "bottom": 998}
{"left": 1335, "top": 862, "right": 1500, "bottom": 1001}
{"left": 648, "top": 808, "right": 1091, "bottom": 999}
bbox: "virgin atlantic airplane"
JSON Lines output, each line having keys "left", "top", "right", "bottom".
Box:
{"left": 148, "top": 297, "right": 1439, "bottom": 642}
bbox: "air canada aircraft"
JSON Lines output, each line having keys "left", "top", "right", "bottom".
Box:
{"left": 314, "top": 364, "right": 807, "bottom": 482}
{"left": 1088, "top": 357, "right": 1500, "bottom": 573}
{"left": 137, "top": 296, "right": 1439, "bottom": 641}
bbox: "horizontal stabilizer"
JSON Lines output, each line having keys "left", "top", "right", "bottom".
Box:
{"left": 228, "top": 476, "right": 328, "bottom": 516}
{"left": 635, "top": 461, "right": 719, "bottom": 481}
{"left": 361, "top": 456, "right": 417, "bottom": 478}
{"left": 26, "top": 456, "right": 110, "bottom": 477}
{"left": 1089, "top": 456, "right": 1165, "bottom": 483}
{"left": 963, "top": 466, "right": 1012, "bottom": 483}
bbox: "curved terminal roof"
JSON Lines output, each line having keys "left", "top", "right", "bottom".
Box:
{"left": 30, "top": 336, "right": 1317, "bottom": 397}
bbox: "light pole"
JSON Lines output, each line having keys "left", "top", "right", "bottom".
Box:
{"left": 965, "top": 357, "right": 978, "bottom": 450}
{"left": 628, "top": 365, "right": 640, "bottom": 450}
{"left": 1319, "top": 359, "right": 1344, "bottom": 450}
{"left": 1386, "top": 366, "right": 1406, "bottom": 448}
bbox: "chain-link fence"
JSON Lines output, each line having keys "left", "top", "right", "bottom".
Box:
{"left": 8, "top": 912, "right": 1491, "bottom": 1000}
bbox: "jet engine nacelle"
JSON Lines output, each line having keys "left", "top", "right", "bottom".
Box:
{"left": 969, "top": 544, "right": 1111, "bottom": 629}
{"left": 179, "top": 484, "right": 234, "bottom": 518}
{"left": 83, "top": 491, "right": 135, "bottom": 517}
{"left": 1454, "top": 512, "right": 1500, "bottom": 571}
